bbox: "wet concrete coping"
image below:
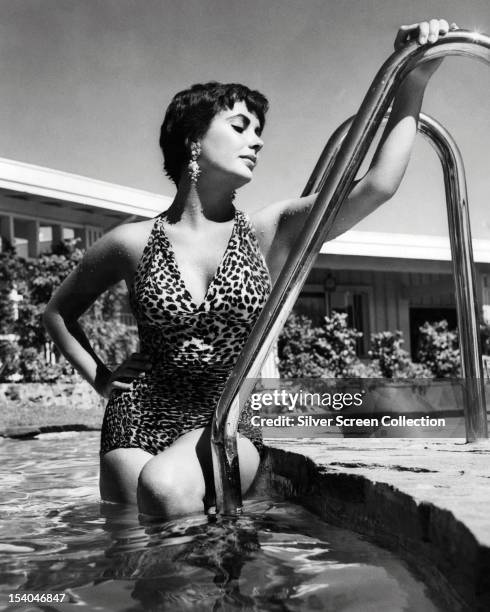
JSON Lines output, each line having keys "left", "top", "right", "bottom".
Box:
{"left": 261, "top": 437, "right": 490, "bottom": 612}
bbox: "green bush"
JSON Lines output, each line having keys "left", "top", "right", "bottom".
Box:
{"left": 18, "top": 347, "right": 75, "bottom": 383}
{"left": 0, "top": 249, "right": 136, "bottom": 383}
{"left": 80, "top": 316, "right": 138, "bottom": 368}
{"left": 278, "top": 311, "right": 362, "bottom": 378}
{"left": 480, "top": 323, "right": 490, "bottom": 356}
{"left": 417, "top": 320, "right": 461, "bottom": 378}
{"left": 342, "top": 358, "right": 383, "bottom": 378}
{"left": 278, "top": 313, "right": 437, "bottom": 379}
{"left": 369, "top": 330, "right": 432, "bottom": 379}
{"left": 278, "top": 314, "right": 333, "bottom": 377}
{"left": 318, "top": 312, "right": 363, "bottom": 376}
{"left": 0, "top": 249, "right": 82, "bottom": 350}
{"left": 0, "top": 337, "right": 21, "bottom": 380}
{"left": 0, "top": 249, "right": 28, "bottom": 335}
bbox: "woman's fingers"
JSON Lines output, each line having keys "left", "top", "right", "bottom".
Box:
{"left": 418, "top": 21, "right": 430, "bottom": 44}
{"left": 428, "top": 19, "right": 440, "bottom": 42}
{"left": 439, "top": 19, "right": 450, "bottom": 35}
{"left": 110, "top": 380, "right": 133, "bottom": 392}
{"left": 118, "top": 366, "right": 148, "bottom": 377}
{"left": 394, "top": 24, "right": 413, "bottom": 50}
{"left": 105, "top": 352, "right": 153, "bottom": 395}
{"left": 127, "top": 360, "right": 152, "bottom": 371}
{"left": 395, "top": 19, "right": 458, "bottom": 50}
{"left": 130, "top": 352, "right": 151, "bottom": 363}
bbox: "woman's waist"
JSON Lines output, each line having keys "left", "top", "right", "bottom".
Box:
{"left": 138, "top": 342, "right": 241, "bottom": 369}
{"left": 144, "top": 357, "right": 234, "bottom": 378}
{"left": 127, "top": 364, "right": 231, "bottom": 400}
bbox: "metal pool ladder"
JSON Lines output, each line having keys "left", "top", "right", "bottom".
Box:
{"left": 211, "top": 29, "right": 490, "bottom": 516}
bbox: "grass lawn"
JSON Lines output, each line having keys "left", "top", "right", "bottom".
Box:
{"left": 0, "top": 400, "right": 104, "bottom": 431}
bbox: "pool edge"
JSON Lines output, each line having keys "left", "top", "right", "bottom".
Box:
{"left": 252, "top": 438, "right": 490, "bottom": 612}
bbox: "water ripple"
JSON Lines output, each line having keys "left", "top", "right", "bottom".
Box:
{"left": 0, "top": 433, "right": 442, "bottom": 611}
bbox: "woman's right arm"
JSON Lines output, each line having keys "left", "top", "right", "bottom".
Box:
{"left": 43, "top": 225, "right": 147, "bottom": 398}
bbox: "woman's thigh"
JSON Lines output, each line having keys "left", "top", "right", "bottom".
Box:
{"left": 99, "top": 447, "right": 154, "bottom": 505}
{"left": 137, "top": 428, "right": 261, "bottom": 516}
{"left": 168, "top": 427, "right": 260, "bottom": 495}
{"left": 236, "top": 433, "right": 261, "bottom": 495}
{"left": 136, "top": 428, "right": 210, "bottom": 516}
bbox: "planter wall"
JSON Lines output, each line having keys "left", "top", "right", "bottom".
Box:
{"left": 0, "top": 380, "right": 105, "bottom": 411}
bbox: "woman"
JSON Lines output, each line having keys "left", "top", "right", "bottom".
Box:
{"left": 44, "top": 19, "right": 455, "bottom": 518}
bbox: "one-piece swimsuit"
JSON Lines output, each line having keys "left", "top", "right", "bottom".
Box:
{"left": 100, "top": 207, "right": 271, "bottom": 456}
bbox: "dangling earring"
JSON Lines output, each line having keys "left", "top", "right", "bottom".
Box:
{"left": 188, "top": 142, "right": 201, "bottom": 184}
{"left": 230, "top": 190, "right": 236, "bottom": 205}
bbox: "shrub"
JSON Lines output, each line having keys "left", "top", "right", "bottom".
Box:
{"left": 417, "top": 320, "right": 461, "bottom": 378}
{"left": 18, "top": 347, "right": 75, "bottom": 383}
{"left": 0, "top": 337, "right": 21, "bottom": 380}
{"left": 342, "top": 359, "right": 383, "bottom": 378}
{"left": 0, "top": 249, "right": 137, "bottom": 382}
{"left": 369, "top": 330, "right": 431, "bottom": 379}
{"left": 480, "top": 323, "right": 490, "bottom": 356}
{"left": 278, "top": 311, "right": 362, "bottom": 378}
{"left": 277, "top": 314, "right": 333, "bottom": 377}
{"left": 80, "top": 316, "right": 138, "bottom": 368}
{"left": 317, "top": 312, "right": 363, "bottom": 376}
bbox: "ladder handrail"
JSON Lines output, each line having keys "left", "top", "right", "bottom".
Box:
{"left": 211, "top": 30, "right": 490, "bottom": 515}
{"left": 417, "top": 115, "right": 486, "bottom": 440}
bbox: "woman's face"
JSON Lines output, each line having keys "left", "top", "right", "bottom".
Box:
{"left": 197, "top": 100, "right": 264, "bottom": 187}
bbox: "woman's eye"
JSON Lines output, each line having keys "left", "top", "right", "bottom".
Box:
{"left": 232, "top": 125, "right": 244, "bottom": 133}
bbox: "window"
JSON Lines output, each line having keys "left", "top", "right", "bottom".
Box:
{"left": 293, "top": 291, "right": 327, "bottom": 326}
{"left": 330, "top": 289, "right": 371, "bottom": 356}
{"left": 294, "top": 283, "right": 372, "bottom": 357}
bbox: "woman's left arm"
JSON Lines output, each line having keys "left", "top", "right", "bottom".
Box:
{"left": 275, "top": 18, "right": 456, "bottom": 244}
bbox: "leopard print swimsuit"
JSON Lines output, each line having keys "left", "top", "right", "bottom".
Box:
{"left": 100, "top": 207, "right": 271, "bottom": 456}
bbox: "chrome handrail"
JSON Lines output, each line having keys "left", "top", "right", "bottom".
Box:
{"left": 417, "top": 115, "right": 487, "bottom": 440}
{"left": 301, "top": 111, "right": 487, "bottom": 437}
{"left": 211, "top": 30, "right": 490, "bottom": 515}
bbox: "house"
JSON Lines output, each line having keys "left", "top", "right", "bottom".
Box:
{"left": 2, "top": 157, "right": 489, "bottom": 361}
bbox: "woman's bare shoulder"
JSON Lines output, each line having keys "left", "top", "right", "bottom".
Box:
{"left": 79, "top": 217, "right": 157, "bottom": 283}
{"left": 109, "top": 217, "right": 157, "bottom": 261}
{"left": 248, "top": 200, "right": 284, "bottom": 232}
{"left": 248, "top": 195, "right": 315, "bottom": 236}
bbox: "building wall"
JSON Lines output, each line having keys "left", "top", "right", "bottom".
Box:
{"left": 0, "top": 192, "right": 128, "bottom": 255}
{"left": 296, "top": 267, "right": 464, "bottom": 355}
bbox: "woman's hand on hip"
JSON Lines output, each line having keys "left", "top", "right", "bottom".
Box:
{"left": 394, "top": 19, "right": 459, "bottom": 83}
{"left": 100, "top": 352, "right": 152, "bottom": 398}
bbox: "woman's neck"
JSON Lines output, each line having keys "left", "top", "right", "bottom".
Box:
{"left": 165, "top": 178, "right": 236, "bottom": 227}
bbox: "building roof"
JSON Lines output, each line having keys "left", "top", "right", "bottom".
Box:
{"left": 2, "top": 157, "right": 490, "bottom": 263}
{"left": 322, "top": 230, "right": 490, "bottom": 264}
{"left": 0, "top": 156, "right": 171, "bottom": 218}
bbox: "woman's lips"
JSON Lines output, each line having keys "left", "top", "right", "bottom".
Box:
{"left": 240, "top": 156, "right": 257, "bottom": 167}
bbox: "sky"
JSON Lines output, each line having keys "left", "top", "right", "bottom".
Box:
{"left": 1, "top": 0, "right": 489, "bottom": 238}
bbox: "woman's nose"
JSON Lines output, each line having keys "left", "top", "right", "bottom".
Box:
{"left": 251, "top": 134, "right": 264, "bottom": 152}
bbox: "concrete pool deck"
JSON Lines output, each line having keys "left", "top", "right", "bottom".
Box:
{"left": 260, "top": 437, "right": 490, "bottom": 612}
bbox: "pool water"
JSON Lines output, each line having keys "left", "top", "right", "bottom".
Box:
{"left": 0, "top": 433, "right": 442, "bottom": 611}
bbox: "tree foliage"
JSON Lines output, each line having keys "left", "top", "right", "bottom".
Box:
{"left": 0, "top": 247, "right": 137, "bottom": 382}
{"left": 278, "top": 311, "right": 361, "bottom": 377}
{"left": 417, "top": 320, "right": 461, "bottom": 378}
{"left": 369, "top": 330, "right": 431, "bottom": 378}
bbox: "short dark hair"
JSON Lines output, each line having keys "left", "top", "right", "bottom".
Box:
{"left": 159, "top": 81, "right": 269, "bottom": 186}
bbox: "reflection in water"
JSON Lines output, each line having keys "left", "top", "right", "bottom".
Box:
{"left": 0, "top": 433, "right": 442, "bottom": 611}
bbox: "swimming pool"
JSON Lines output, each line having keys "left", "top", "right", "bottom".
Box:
{"left": 0, "top": 432, "right": 443, "bottom": 611}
